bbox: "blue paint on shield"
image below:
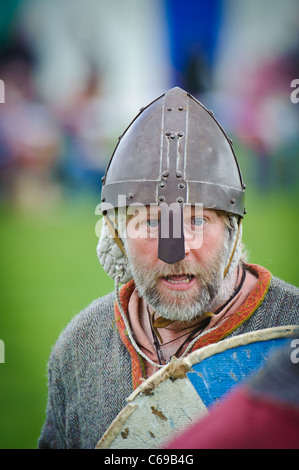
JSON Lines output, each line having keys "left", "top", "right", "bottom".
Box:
{"left": 187, "top": 338, "right": 289, "bottom": 408}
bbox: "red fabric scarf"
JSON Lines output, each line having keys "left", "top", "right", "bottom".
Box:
{"left": 114, "top": 264, "right": 271, "bottom": 390}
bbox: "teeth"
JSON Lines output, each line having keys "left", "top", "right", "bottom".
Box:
{"left": 166, "top": 276, "right": 192, "bottom": 284}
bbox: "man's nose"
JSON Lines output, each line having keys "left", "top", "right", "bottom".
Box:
{"left": 183, "top": 226, "right": 203, "bottom": 255}
{"left": 184, "top": 238, "right": 191, "bottom": 256}
{"left": 184, "top": 236, "right": 197, "bottom": 257}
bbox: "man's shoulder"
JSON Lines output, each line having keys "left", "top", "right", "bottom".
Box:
{"left": 227, "top": 271, "right": 298, "bottom": 337}
{"left": 269, "top": 275, "right": 299, "bottom": 300}
{"left": 256, "top": 273, "right": 299, "bottom": 325}
{"left": 50, "top": 291, "right": 116, "bottom": 361}
{"left": 65, "top": 290, "right": 116, "bottom": 332}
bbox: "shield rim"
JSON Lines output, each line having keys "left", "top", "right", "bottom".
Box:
{"left": 96, "top": 325, "right": 299, "bottom": 449}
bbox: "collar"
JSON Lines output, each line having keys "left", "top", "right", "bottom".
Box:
{"left": 114, "top": 264, "right": 272, "bottom": 390}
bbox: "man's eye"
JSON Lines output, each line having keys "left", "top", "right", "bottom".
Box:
{"left": 192, "top": 217, "right": 205, "bottom": 227}
{"left": 147, "top": 219, "right": 159, "bottom": 228}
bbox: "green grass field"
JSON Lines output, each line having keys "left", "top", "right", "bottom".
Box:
{"left": 0, "top": 187, "right": 298, "bottom": 449}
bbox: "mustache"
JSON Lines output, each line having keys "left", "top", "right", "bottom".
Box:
{"left": 149, "top": 259, "right": 218, "bottom": 281}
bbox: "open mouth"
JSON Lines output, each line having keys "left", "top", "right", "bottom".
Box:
{"left": 164, "top": 275, "right": 194, "bottom": 284}
{"left": 161, "top": 274, "right": 196, "bottom": 290}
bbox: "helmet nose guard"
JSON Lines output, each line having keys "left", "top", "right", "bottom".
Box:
{"left": 100, "top": 87, "right": 246, "bottom": 264}
{"left": 158, "top": 202, "right": 185, "bottom": 264}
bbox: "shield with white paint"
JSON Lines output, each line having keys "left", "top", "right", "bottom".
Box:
{"left": 95, "top": 325, "right": 299, "bottom": 449}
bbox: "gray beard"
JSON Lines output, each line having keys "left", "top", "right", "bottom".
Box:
{"left": 125, "top": 231, "right": 237, "bottom": 322}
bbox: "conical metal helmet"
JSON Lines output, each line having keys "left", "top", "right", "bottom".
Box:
{"left": 100, "top": 87, "right": 246, "bottom": 264}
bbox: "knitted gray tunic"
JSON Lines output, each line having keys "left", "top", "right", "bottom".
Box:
{"left": 38, "top": 272, "right": 299, "bottom": 449}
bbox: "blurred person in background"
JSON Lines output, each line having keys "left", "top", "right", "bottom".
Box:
{"left": 0, "top": 40, "right": 62, "bottom": 209}
{"left": 0, "top": 39, "right": 107, "bottom": 208}
{"left": 234, "top": 49, "right": 299, "bottom": 190}
{"left": 53, "top": 65, "right": 107, "bottom": 196}
{"left": 38, "top": 87, "right": 299, "bottom": 449}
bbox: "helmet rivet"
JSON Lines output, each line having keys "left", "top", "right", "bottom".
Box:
{"left": 231, "top": 198, "right": 236, "bottom": 204}
{"left": 162, "top": 170, "right": 169, "bottom": 178}
{"left": 170, "top": 133, "right": 176, "bottom": 139}
{"left": 159, "top": 182, "right": 165, "bottom": 188}
{"left": 178, "top": 106, "right": 184, "bottom": 111}
{"left": 101, "top": 197, "right": 105, "bottom": 202}
{"left": 242, "top": 183, "right": 246, "bottom": 190}
{"left": 178, "top": 183, "right": 185, "bottom": 189}
{"left": 128, "top": 193, "right": 134, "bottom": 199}
{"left": 167, "top": 107, "right": 173, "bottom": 111}
{"left": 176, "top": 197, "right": 183, "bottom": 203}
{"left": 178, "top": 132, "right": 184, "bottom": 137}
{"left": 244, "top": 208, "right": 247, "bottom": 215}
{"left": 165, "top": 131, "right": 171, "bottom": 136}
{"left": 176, "top": 171, "right": 182, "bottom": 178}
{"left": 159, "top": 196, "right": 165, "bottom": 202}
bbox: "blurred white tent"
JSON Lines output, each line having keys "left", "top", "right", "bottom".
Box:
{"left": 18, "top": 0, "right": 172, "bottom": 137}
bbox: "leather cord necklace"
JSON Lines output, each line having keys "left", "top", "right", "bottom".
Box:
{"left": 148, "top": 267, "right": 247, "bottom": 365}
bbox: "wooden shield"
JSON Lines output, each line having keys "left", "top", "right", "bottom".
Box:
{"left": 96, "top": 325, "right": 299, "bottom": 449}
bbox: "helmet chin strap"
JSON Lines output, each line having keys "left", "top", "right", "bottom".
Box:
{"left": 223, "top": 217, "right": 242, "bottom": 279}
{"left": 104, "top": 213, "right": 126, "bottom": 257}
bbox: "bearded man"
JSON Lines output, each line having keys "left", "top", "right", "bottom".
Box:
{"left": 38, "top": 87, "right": 299, "bottom": 449}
